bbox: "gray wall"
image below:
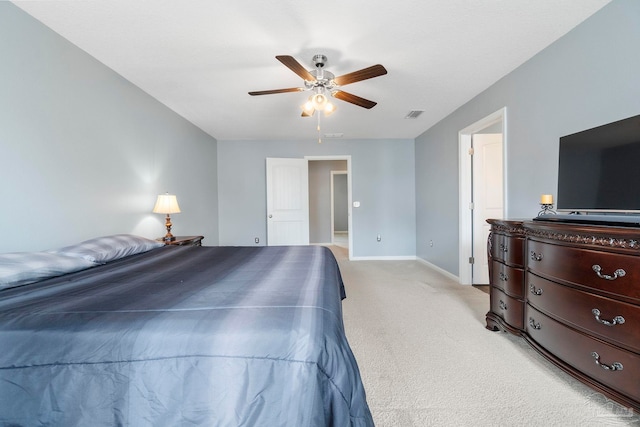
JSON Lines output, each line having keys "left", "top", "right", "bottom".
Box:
{"left": 309, "top": 160, "right": 347, "bottom": 244}
{"left": 415, "top": 0, "right": 640, "bottom": 275}
{"left": 0, "top": 3, "right": 219, "bottom": 252}
{"left": 217, "top": 139, "right": 416, "bottom": 258}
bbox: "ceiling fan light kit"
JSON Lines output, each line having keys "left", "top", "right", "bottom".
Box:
{"left": 302, "top": 92, "right": 336, "bottom": 117}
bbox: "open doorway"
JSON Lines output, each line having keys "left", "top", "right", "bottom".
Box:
{"left": 458, "top": 108, "right": 507, "bottom": 285}
{"left": 331, "top": 171, "right": 348, "bottom": 248}
{"left": 306, "top": 156, "right": 353, "bottom": 259}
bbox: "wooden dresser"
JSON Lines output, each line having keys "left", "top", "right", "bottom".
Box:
{"left": 486, "top": 219, "right": 640, "bottom": 412}
{"left": 486, "top": 219, "right": 526, "bottom": 334}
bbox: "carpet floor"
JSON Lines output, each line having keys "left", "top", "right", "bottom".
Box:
{"left": 329, "top": 245, "right": 640, "bottom": 427}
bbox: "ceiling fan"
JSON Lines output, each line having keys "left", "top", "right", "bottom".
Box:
{"left": 249, "top": 54, "right": 387, "bottom": 117}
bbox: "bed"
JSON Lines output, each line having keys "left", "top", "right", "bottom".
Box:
{"left": 0, "top": 235, "right": 373, "bottom": 426}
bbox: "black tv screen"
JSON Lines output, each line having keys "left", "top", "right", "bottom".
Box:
{"left": 557, "top": 114, "right": 640, "bottom": 213}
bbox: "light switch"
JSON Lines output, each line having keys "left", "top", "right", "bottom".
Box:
{"left": 353, "top": 201, "right": 360, "bottom": 208}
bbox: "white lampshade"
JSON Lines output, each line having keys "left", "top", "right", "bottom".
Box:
{"left": 152, "top": 194, "right": 181, "bottom": 214}
{"left": 323, "top": 102, "right": 336, "bottom": 116}
{"left": 311, "top": 93, "right": 328, "bottom": 110}
{"left": 302, "top": 100, "right": 315, "bottom": 115}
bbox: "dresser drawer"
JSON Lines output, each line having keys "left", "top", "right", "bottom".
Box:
{"left": 526, "top": 273, "right": 640, "bottom": 353}
{"left": 491, "top": 234, "right": 525, "bottom": 267}
{"left": 490, "top": 287, "right": 524, "bottom": 330}
{"left": 526, "top": 305, "right": 640, "bottom": 403}
{"left": 491, "top": 261, "right": 524, "bottom": 298}
{"left": 527, "top": 240, "right": 640, "bottom": 302}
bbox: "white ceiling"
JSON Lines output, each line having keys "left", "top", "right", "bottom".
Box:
{"left": 13, "top": 0, "right": 611, "bottom": 141}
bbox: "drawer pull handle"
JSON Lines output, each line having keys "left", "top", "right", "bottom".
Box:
{"left": 591, "top": 352, "right": 623, "bottom": 371}
{"left": 592, "top": 309, "right": 625, "bottom": 326}
{"left": 499, "top": 300, "right": 507, "bottom": 310}
{"left": 529, "top": 284, "right": 543, "bottom": 296}
{"left": 499, "top": 243, "right": 508, "bottom": 253}
{"left": 528, "top": 317, "right": 541, "bottom": 330}
{"left": 592, "top": 265, "right": 626, "bottom": 281}
{"left": 530, "top": 251, "right": 543, "bottom": 262}
{"left": 499, "top": 272, "right": 508, "bottom": 281}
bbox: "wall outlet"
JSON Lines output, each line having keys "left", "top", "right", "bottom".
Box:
{"left": 430, "top": 240, "right": 434, "bottom": 247}
{"left": 377, "top": 234, "right": 381, "bottom": 242}
{"left": 255, "top": 237, "right": 259, "bottom": 244}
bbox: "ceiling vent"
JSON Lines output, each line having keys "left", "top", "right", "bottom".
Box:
{"left": 405, "top": 110, "right": 425, "bottom": 119}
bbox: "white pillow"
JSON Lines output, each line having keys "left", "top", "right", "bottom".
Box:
{"left": 0, "top": 252, "right": 97, "bottom": 289}
{"left": 50, "top": 234, "right": 164, "bottom": 264}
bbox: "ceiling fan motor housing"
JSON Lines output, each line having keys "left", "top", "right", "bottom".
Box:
{"left": 313, "top": 54, "right": 327, "bottom": 68}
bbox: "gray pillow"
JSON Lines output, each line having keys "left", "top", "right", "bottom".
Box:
{"left": 50, "top": 234, "right": 164, "bottom": 264}
{"left": 0, "top": 252, "right": 97, "bottom": 289}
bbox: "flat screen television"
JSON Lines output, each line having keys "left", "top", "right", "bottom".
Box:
{"left": 557, "top": 114, "right": 640, "bottom": 214}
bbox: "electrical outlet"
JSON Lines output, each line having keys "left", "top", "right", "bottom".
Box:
{"left": 430, "top": 240, "right": 434, "bottom": 247}
{"left": 376, "top": 234, "right": 381, "bottom": 242}
{"left": 255, "top": 237, "right": 259, "bottom": 244}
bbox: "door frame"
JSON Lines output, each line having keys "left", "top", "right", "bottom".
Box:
{"left": 458, "top": 107, "right": 507, "bottom": 285}
{"left": 306, "top": 155, "right": 353, "bottom": 260}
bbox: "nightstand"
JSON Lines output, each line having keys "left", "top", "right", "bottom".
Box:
{"left": 157, "top": 236, "right": 204, "bottom": 246}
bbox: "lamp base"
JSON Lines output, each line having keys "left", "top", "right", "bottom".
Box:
{"left": 163, "top": 214, "right": 176, "bottom": 241}
{"left": 538, "top": 203, "right": 557, "bottom": 217}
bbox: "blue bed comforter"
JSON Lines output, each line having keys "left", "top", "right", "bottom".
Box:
{"left": 0, "top": 245, "right": 373, "bottom": 426}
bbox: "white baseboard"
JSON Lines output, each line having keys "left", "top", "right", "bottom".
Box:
{"left": 416, "top": 257, "right": 461, "bottom": 283}
{"left": 350, "top": 255, "right": 417, "bottom": 261}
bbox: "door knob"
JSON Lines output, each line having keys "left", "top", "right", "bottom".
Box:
{"left": 268, "top": 214, "right": 273, "bottom": 218}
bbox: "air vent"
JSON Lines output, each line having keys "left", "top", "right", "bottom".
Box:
{"left": 405, "top": 110, "right": 425, "bottom": 119}
{"left": 324, "top": 133, "right": 344, "bottom": 138}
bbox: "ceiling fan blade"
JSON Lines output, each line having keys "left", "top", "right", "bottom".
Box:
{"left": 332, "top": 90, "right": 377, "bottom": 109}
{"left": 301, "top": 109, "right": 314, "bottom": 117}
{"left": 334, "top": 64, "right": 387, "bottom": 86}
{"left": 276, "top": 55, "right": 316, "bottom": 81}
{"left": 248, "top": 87, "right": 304, "bottom": 96}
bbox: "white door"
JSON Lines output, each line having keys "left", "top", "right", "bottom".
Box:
{"left": 472, "top": 133, "right": 503, "bottom": 284}
{"left": 266, "top": 157, "right": 310, "bottom": 246}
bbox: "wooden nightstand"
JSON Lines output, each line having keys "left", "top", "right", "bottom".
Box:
{"left": 157, "top": 236, "right": 204, "bottom": 246}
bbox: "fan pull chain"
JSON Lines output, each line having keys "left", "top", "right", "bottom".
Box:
{"left": 317, "top": 112, "right": 322, "bottom": 143}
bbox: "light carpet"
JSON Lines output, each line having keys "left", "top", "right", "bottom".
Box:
{"left": 329, "top": 245, "right": 640, "bottom": 427}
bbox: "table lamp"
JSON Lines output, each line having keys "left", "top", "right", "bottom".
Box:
{"left": 153, "top": 193, "right": 181, "bottom": 241}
